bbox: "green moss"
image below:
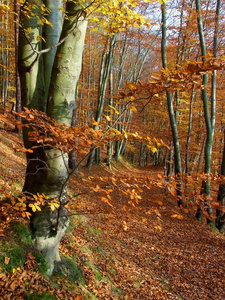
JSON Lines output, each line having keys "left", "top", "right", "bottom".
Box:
{"left": 87, "top": 226, "right": 102, "bottom": 236}
{"left": 25, "top": 292, "right": 56, "bottom": 300}
{"left": 209, "top": 222, "right": 219, "bottom": 233}
{"left": 32, "top": 251, "right": 49, "bottom": 274}
{"left": 86, "top": 262, "right": 102, "bottom": 281}
{"left": 12, "top": 222, "right": 32, "bottom": 246}
{"left": 53, "top": 255, "right": 84, "bottom": 283}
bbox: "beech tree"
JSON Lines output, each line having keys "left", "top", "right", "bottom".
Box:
{"left": 19, "top": 0, "right": 87, "bottom": 275}
{"left": 161, "top": 1, "right": 183, "bottom": 205}
{"left": 18, "top": 0, "right": 152, "bottom": 275}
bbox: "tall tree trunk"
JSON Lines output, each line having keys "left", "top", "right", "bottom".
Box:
{"left": 86, "top": 34, "right": 117, "bottom": 169}
{"left": 42, "top": 0, "right": 63, "bottom": 109}
{"left": 195, "top": 0, "right": 218, "bottom": 223}
{"left": 14, "top": 0, "right": 21, "bottom": 121}
{"left": 19, "top": 0, "right": 87, "bottom": 275}
{"left": 161, "top": 2, "right": 183, "bottom": 206}
{"left": 185, "top": 89, "right": 195, "bottom": 174}
{"left": 69, "top": 91, "right": 78, "bottom": 171}
{"left": 212, "top": 0, "right": 223, "bottom": 231}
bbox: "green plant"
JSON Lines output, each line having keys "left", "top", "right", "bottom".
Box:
{"left": 0, "top": 243, "right": 25, "bottom": 272}
{"left": 25, "top": 292, "right": 56, "bottom": 300}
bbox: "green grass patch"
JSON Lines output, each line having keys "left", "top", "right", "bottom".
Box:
{"left": 0, "top": 242, "right": 25, "bottom": 273}
{"left": 25, "top": 292, "right": 56, "bottom": 300}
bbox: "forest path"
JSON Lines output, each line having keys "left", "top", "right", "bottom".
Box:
{"left": 67, "top": 162, "right": 225, "bottom": 299}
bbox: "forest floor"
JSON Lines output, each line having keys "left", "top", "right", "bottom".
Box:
{"left": 0, "top": 113, "right": 225, "bottom": 299}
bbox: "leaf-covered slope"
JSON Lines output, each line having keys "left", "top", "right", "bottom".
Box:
{"left": 0, "top": 114, "right": 224, "bottom": 299}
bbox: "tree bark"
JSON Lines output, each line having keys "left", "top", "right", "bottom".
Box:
{"left": 19, "top": 0, "right": 87, "bottom": 275}
{"left": 195, "top": 0, "right": 219, "bottom": 224}
{"left": 161, "top": 2, "right": 183, "bottom": 206}
{"left": 86, "top": 34, "right": 117, "bottom": 168}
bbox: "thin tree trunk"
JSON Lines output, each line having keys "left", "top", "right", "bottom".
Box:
{"left": 86, "top": 34, "right": 117, "bottom": 168}
{"left": 185, "top": 89, "right": 195, "bottom": 174}
{"left": 14, "top": 0, "right": 21, "bottom": 122}
{"left": 69, "top": 87, "right": 78, "bottom": 171}
{"left": 195, "top": 0, "right": 217, "bottom": 224}
{"left": 161, "top": 2, "right": 183, "bottom": 206}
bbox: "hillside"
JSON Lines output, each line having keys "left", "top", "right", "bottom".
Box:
{"left": 0, "top": 114, "right": 225, "bottom": 299}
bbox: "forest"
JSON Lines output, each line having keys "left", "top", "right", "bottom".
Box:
{"left": 0, "top": 0, "right": 225, "bottom": 298}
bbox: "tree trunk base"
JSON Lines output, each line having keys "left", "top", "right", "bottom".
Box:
{"left": 31, "top": 206, "right": 69, "bottom": 276}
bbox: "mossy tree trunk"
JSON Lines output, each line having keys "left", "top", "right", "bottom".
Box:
{"left": 19, "top": 0, "right": 87, "bottom": 275}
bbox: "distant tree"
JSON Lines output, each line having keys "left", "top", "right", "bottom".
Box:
{"left": 161, "top": 1, "right": 183, "bottom": 206}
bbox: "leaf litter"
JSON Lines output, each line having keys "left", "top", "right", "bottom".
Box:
{"left": 0, "top": 115, "right": 224, "bottom": 299}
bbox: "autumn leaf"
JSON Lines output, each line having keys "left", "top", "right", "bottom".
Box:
{"left": 129, "top": 105, "right": 137, "bottom": 112}
{"left": 100, "top": 197, "right": 113, "bottom": 207}
{"left": 13, "top": 267, "right": 20, "bottom": 273}
{"left": 29, "top": 203, "right": 41, "bottom": 212}
{"left": 108, "top": 105, "right": 120, "bottom": 115}
{"left": 152, "top": 200, "right": 163, "bottom": 206}
{"left": 4, "top": 257, "right": 10, "bottom": 265}
{"left": 171, "top": 213, "right": 184, "bottom": 220}
{"left": 105, "top": 115, "right": 111, "bottom": 121}
{"left": 154, "top": 225, "right": 162, "bottom": 231}
{"left": 22, "top": 211, "right": 32, "bottom": 219}
{"left": 126, "top": 83, "right": 137, "bottom": 90}
{"left": 48, "top": 201, "right": 60, "bottom": 211}
{"left": 122, "top": 221, "right": 128, "bottom": 231}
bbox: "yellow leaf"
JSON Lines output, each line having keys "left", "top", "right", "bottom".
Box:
{"left": 130, "top": 105, "right": 137, "bottom": 112}
{"left": 123, "top": 221, "right": 128, "bottom": 231}
{"left": 22, "top": 211, "right": 31, "bottom": 219}
{"left": 13, "top": 267, "right": 20, "bottom": 273}
{"left": 49, "top": 201, "right": 59, "bottom": 211}
{"left": 126, "top": 83, "right": 136, "bottom": 90}
{"left": 92, "top": 120, "right": 99, "bottom": 126}
{"left": 91, "top": 27, "right": 99, "bottom": 32}
{"left": 4, "top": 257, "right": 10, "bottom": 265}
{"left": 150, "top": 146, "right": 157, "bottom": 153}
{"left": 108, "top": 105, "right": 119, "bottom": 115}
{"left": 171, "top": 214, "right": 183, "bottom": 220}
{"left": 154, "top": 225, "right": 161, "bottom": 231}
{"left": 171, "top": 214, "right": 178, "bottom": 218}
{"left": 29, "top": 203, "right": 41, "bottom": 212}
